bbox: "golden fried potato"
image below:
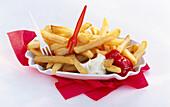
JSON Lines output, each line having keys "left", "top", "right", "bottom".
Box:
{"left": 122, "top": 49, "right": 137, "bottom": 66}
{"left": 133, "top": 41, "right": 147, "bottom": 61}
{"left": 99, "top": 18, "right": 109, "bottom": 36}
{"left": 74, "top": 29, "right": 121, "bottom": 53}
{"left": 91, "top": 27, "right": 99, "bottom": 35}
{"left": 34, "top": 55, "right": 73, "bottom": 65}
{"left": 80, "top": 50, "right": 94, "bottom": 59}
{"left": 51, "top": 25, "right": 73, "bottom": 38}
{"left": 62, "top": 65, "right": 78, "bottom": 72}
{"left": 106, "top": 65, "right": 121, "bottom": 73}
{"left": 117, "top": 35, "right": 130, "bottom": 53}
{"left": 80, "top": 23, "right": 92, "bottom": 32}
{"left": 40, "top": 30, "right": 68, "bottom": 44}
{"left": 52, "top": 63, "right": 63, "bottom": 74}
{"left": 69, "top": 54, "right": 88, "bottom": 74}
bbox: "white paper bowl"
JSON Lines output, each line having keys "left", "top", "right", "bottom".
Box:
{"left": 25, "top": 37, "right": 146, "bottom": 80}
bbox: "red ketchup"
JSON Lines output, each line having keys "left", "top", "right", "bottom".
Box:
{"left": 105, "top": 49, "right": 135, "bottom": 76}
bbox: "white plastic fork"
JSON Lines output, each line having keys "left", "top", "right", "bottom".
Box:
{"left": 29, "top": 12, "right": 52, "bottom": 55}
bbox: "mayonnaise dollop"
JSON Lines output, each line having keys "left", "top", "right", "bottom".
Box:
{"left": 80, "top": 54, "right": 106, "bottom": 74}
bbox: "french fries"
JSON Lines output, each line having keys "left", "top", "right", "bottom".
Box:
{"left": 104, "top": 38, "right": 124, "bottom": 46}
{"left": 27, "top": 41, "right": 40, "bottom": 49}
{"left": 126, "top": 43, "right": 140, "bottom": 53}
{"left": 27, "top": 18, "right": 147, "bottom": 76}
{"left": 34, "top": 55, "right": 73, "bottom": 64}
{"left": 122, "top": 49, "right": 137, "bottom": 66}
{"left": 50, "top": 43, "right": 67, "bottom": 51}
{"left": 99, "top": 18, "right": 109, "bottom": 36}
{"left": 74, "top": 29, "right": 121, "bottom": 53}
{"left": 77, "top": 33, "right": 90, "bottom": 44}
{"left": 46, "top": 63, "right": 54, "bottom": 69}
{"left": 90, "top": 35, "right": 100, "bottom": 40}
{"left": 40, "top": 30, "right": 68, "bottom": 44}
{"left": 52, "top": 63, "right": 63, "bottom": 74}
{"left": 51, "top": 25, "right": 73, "bottom": 38}
{"left": 80, "top": 50, "right": 94, "bottom": 59}
{"left": 83, "top": 31, "right": 91, "bottom": 34}
{"left": 70, "top": 55, "right": 88, "bottom": 74}
{"left": 62, "top": 65, "right": 78, "bottom": 72}
{"left": 76, "top": 55, "right": 89, "bottom": 62}
{"left": 117, "top": 35, "right": 130, "bottom": 53}
{"left": 43, "top": 38, "right": 56, "bottom": 45}
{"left": 54, "top": 48, "right": 69, "bottom": 56}
{"left": 29, "top": 49, "right": 42, "bottom": 56}
{"left": 74, "top": 35, "right": 112, "bottom": 53}
{"left": 91, "top": 27, "right": 99, "bottom": 35}
{"left": 133, "top": 41, "right": 147, "bottom": 61}
{"left": 44, "top": 25, "right": 52, "bottom": 33}
{"left": 106, "top": 65, "right": 121, "bottom": 73}
{"left": 96, "top": 49, "right": 108, "bottom": 55}
{"left": 103, "top": 59, "right": 114, "bottom": 67}
{"left": 80, "top": 23, "right": 92, "bottom": 32}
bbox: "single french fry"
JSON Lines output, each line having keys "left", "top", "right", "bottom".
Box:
{"left": 85, "top": 33, "right": 93, "bottom": 39}
{"left": 43, "top": 38, "right": 56, "bottom": 45}
{"left": 80, "top": 50, "right": 94, "bottom": 59}
{"left": 90, "top": 35, "right": 100, "bottom": 40}
{"left": 80, "top": 23, "right": 92, "bottom": 32}
{"left": 96, "top": 49, "right": 108, "bottom": 55}
{"left": 82, "top": 31, "right": 91, "bottom": 34}
{"left": 122, "top": 49, "right": 137, "bottom": 66}
{"left": 40, "top": 29, "right": 68, "bottom": 44}
{"left": 70, "top": 54, "right": 88, "bottom": 74}
{"left": 77, "top": 33, "right": 90, "bottom": 44}
{"left": 29, "top": 49, "right": 42, "bottom": 55}
{"left": 74, "top": 35, "right": 111, "bottom": 53}
{"left": 126, "top": 44, "right": 134, "bottom": 53}
{"left": 126, "top": 43, "right": 140, "bottom": 53}
{"left": 74, "top": 29, "right": 120, "bottom": 53}
{"left": 27, "top": 41, "right": 40, "bottom": 49}
{"left": 104, "top": 38, "right": 124, "bottom": 46}
{"left": 62, "top": 65, "right": 78, "bottom": 72}
{"left": 103, "top": 59, "right": 114, "bottom": 68}
{"left": 34, "top": 55, "right": 73, "bottom": 65}
{"left": 109, "top": 29, "right": 121, "bottom": 38}
{"left": 116, "top": 35, "right": 131, "bottom": 53}
{"left": 44, "top": 25, "right": 52, "bottom": 33}
{"left": 91, "top": 27, "right": 99, "bottom": 35}
{"left": 54, "top": 48, "right": 69, "bottom": 56}
{"left": 99, "top": 18, "right": 109, "bottom": 36}
{"left": 133, "top": 43, "right": 140, "bottom": 53}
{"left": 51, "top": 25, "right": 73, "bottom": 32}
{"left": 50, "top": 43, "right": 67, "bottom": 51}
{"left": 46, "top": 63, "right": 54, "bottom": 69}
{"left": 106, "top": 65, "right": 121, "bottom": 73}
{"left": 51, "top": 25, "right": 73, "bottom": 38}
{"left": 52, "top": 63, "right": 63, "bottom": 74}
{"left": 76, "top": 55, "right": 89, "bottom": 62}
{"left": 133, "top": 41, "right": 147, "bottom": 61}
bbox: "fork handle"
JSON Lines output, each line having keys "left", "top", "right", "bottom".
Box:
{"left": 29, "top": 12, "right": 44, "bottom": 42}
{"left": 72, "top": 5, "right": 87, "bottom": 38}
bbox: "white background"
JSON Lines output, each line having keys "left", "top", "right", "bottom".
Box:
{"left": 0, "top": 0, "right": 170, "bottom": 107}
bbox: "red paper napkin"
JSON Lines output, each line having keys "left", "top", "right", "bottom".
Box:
{"left": 7, "top": 30, "right": 150, "bottom": 101}
{"left": 7, "top": 30, "right": 36, "bottom": 66}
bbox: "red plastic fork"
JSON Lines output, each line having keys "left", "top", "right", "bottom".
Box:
{"left": 67, "top": 5, "right": 87, "bottom": 53}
